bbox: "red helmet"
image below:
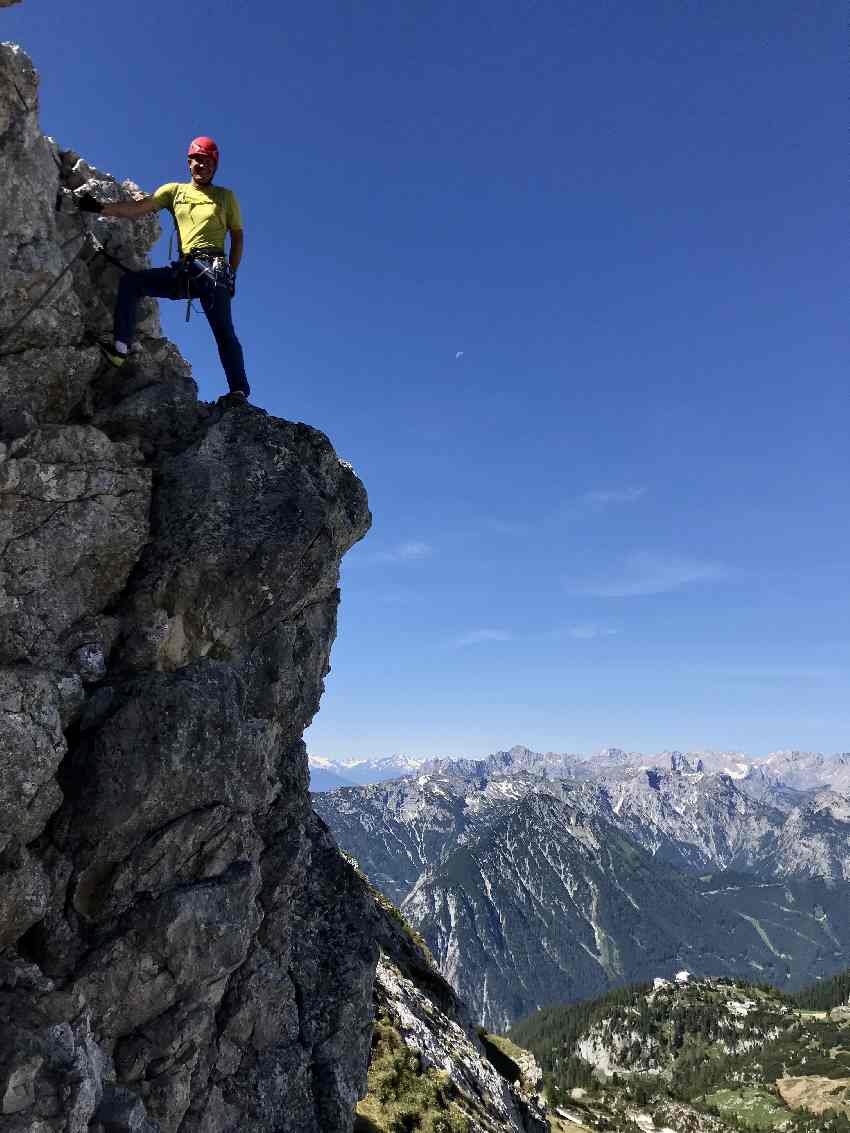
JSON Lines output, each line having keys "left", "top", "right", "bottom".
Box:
{"left": 187, "top": 136, "right": 219, "bottom": 167}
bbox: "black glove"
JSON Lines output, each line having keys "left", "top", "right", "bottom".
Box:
{"left": 76, "top": 192, "right": 103, "bottom": 213}
{"left": 227, "top": 267, "right": 236, "bottom": 298}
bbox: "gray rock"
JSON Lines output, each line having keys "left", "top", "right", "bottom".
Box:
{"left": 0, "top": 996, "right": 113, "bottom": 1131}
{"left": 94, "top": 1085, "right": 156, "bottom": 1132}
{"left": 204, "top": 809, "right": 381, "bottom": 1133}
{"left": 69, "top": 642, "right": 106, "bottom": 683}
{"left": 0, "top": 425, "right": 151, "bottom": 666}
{"left": 374, "top": 955, "right": 547, "bottom": 1133}
{"left": 62, "top": 664, "right": 282, "bottom": 883}
{"left": 0, "top": 844, "right": 49, "bottom": 948}
{"left": 115, "top": 411, "right": 368, "bottom": 677}
{"left": 1, "top": 1054, "right": 43, "bottom": 1115}
{"left": 0, "top": 667, "right": 69, "bottom": 851}
{"left": 0, "top": 48, "right": 84, "bottom": 355}
{"left": 0, "top": 347, "right": 101, "bottom": 437}
{"left": 0, "top": 39, "right": 382, "bottom": 1133}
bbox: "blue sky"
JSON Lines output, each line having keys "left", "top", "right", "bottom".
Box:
{"left": 8, "top": 0, "right": 847, "bottom": 758}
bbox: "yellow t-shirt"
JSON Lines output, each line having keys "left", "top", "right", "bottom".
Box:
{"left": 152, "top": 182, "right": 243, "bottom": 255}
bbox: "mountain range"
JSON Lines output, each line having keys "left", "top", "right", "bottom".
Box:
{"left": 308, "top": 753, "right": 425, "bottom": 791}
{"left": 310, "top": 744, "right": 850, "bottom": 795}
{"left": 313, "top": 744, "right": 850, "bottom": 1030}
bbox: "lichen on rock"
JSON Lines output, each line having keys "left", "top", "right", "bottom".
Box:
{"left": 363, "top": 955, "right": 548, "bottom": 1133}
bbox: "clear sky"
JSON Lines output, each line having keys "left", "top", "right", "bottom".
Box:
{"left": 8, "top": 0, "right": 847, "bottom": 759}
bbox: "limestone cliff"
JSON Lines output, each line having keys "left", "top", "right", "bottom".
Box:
{"left": 0, "top": 42, "right": 379, "bottom": 1132}
{"left": 0, "top": 42, "right": 552, "bottom": 1133}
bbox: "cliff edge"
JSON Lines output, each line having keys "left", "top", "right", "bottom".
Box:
{"left": 0, "top": 41, "right": 378, "bottom": 1133}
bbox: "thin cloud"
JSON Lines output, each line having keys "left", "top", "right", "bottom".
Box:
{"left": 393, "top": 540, "right": 433, "bottom": 561}
{"left": 358, "top": 540, "right": 435, "bottom": 564}
{"left": 487, "top": 490, "right": 644, "bottom": 539}
{"left": 558, "top": 486, "right": 647, "bottom": 523}
{"left": 578, "top": 487, "right": 647, "bottom": 509}
{"left": 484, "top": 517, "right": 532, "bottom": 537}
{"left": 454, "top": 629, "right": 513, "bottom": 647}
{"left": 565, "top": 552, "right": 730, "bottom": 597}
{"left": 376, "top": 586, "right": 423, "bottom": 605}
{"left": 683, "top": 662, "right": 843, "bottom": 684}
{"left": 568, "top": 624, "right": 620, "bottom": 640}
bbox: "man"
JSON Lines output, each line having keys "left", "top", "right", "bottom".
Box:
{"left": 78, "top": 136, "right": 250, "bottom": 401}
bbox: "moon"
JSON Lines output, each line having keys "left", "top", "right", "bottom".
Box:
{"left": 455, "top": 351, "right": 464, "bottom": 360}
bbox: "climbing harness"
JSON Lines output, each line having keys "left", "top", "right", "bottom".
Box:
{"left": 178, "top": 252, "right": 231, "bottom": 323}
{"left": 166, "top": 210, "right": 220, "bottom": 324}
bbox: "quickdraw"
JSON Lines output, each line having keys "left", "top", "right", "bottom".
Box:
{"left": 180, "top": 255, "right": 230, "bottom": 323}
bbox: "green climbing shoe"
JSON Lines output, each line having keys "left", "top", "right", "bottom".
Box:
{"left": 99, "top": 341, "right": 129, "bottom": 369}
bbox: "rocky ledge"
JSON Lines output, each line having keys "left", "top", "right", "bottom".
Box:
{"left": 0, "top": 41, "right": 381, "bottom": 1133}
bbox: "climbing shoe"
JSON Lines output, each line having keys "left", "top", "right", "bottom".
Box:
{"left": 218, "top": 390, "right": 249, "bottom": 407}
{"left": 99, "top": 341, "right": 130, "bottom": 369}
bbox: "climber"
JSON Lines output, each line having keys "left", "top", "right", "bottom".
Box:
{"left": 77, "top": 136, "right": 250, "bottom": 401}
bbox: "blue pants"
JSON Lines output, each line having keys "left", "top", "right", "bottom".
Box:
{"left": 114, "top": 259, "right": 250, "bottom": 396}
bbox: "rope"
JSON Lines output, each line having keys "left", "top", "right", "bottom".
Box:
{"left": 11, "top": 80, "right": 32, "bottom": 114}
{"left": 184, "top": 258, "right": 217, "bottom": 322}
{"left": 59, "top": 231, "right": 85, "bottom": 250}
{"left": 0, "top": 232, "right": 90, "bottom": 355}
{"left": 86, "top": 232, "right": 131, "bottom": 274}
{"left": 0, "top": 226, "right": 137, "bottom": 356}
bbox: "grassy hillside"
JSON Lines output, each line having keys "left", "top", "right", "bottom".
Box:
{"left": 355, "top": 1016, "right": 470, "bottom": 1133}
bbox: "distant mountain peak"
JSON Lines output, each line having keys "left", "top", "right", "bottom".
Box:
{"left": 311, "top": 743, "right": 850, "bottom": 800}
{"left": 596, "top": 746, "right": 630, "bottom": 762}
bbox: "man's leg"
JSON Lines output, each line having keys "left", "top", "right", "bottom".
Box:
{"left": 113, "top": 266, "right": 181, "bottom": 351}
{"left": 197, "top": 276, "right": 250, "bottom": 397}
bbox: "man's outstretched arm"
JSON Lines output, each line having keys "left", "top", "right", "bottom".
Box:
{"left": 77, "top": 192, "right": 159, "bottom": 220}
{"left": 101, "top": 197, "right": 160, "bottom": 220}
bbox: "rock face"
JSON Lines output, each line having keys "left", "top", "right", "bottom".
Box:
{"left": 0, "top": 43, "right": 382, "bottom": 1133}
{"left": 354, "top": 882, "right": 548, "bottom": 1132}
{"left": 372, "top": 956, "right": 547, "bottom": 1133}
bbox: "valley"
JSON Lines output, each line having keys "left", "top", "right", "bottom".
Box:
{"left": 509, "top": 972, "right": 850, "bottom": 1131}
{"left": 314, "top": 745, "right": 850, "bottom": 1029}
